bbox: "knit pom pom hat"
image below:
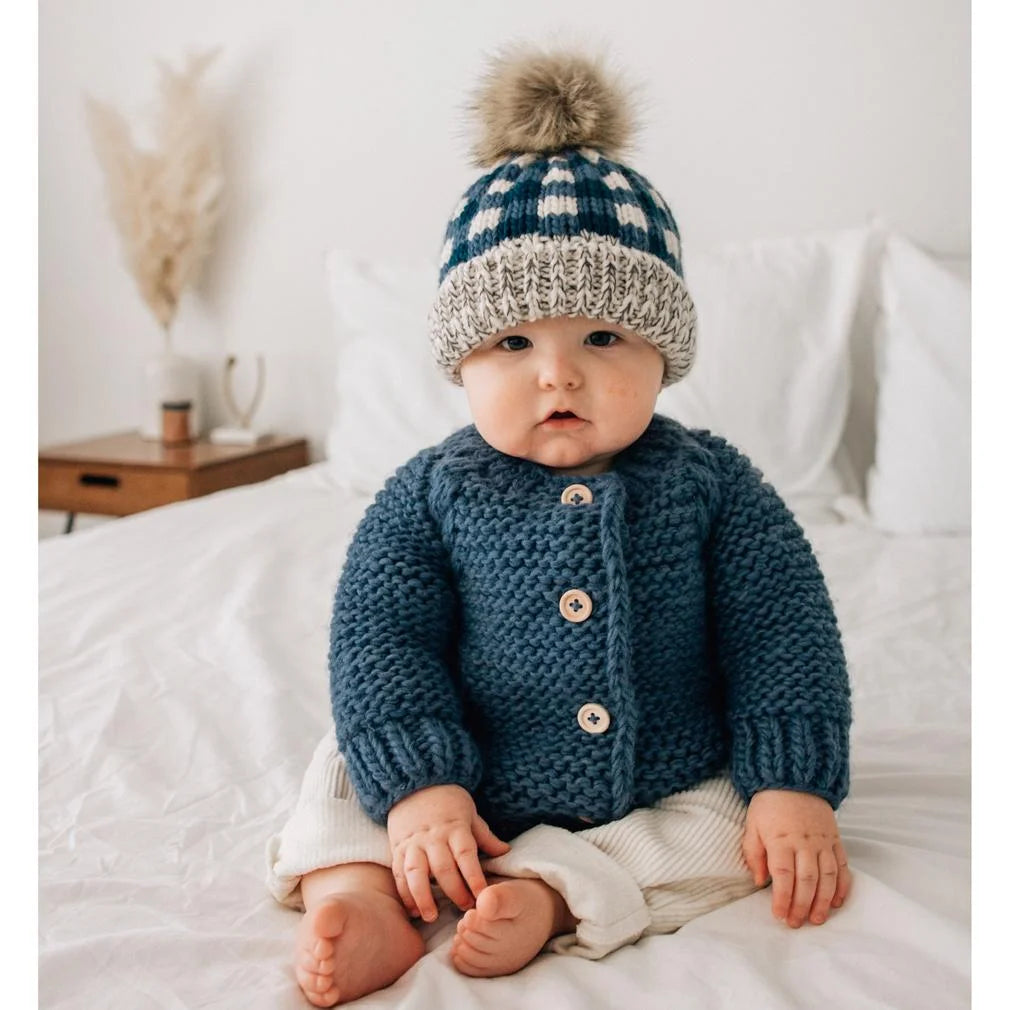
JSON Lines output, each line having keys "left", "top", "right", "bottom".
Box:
{"left": 428, "top": 42, "right": 697, "bottom": 386}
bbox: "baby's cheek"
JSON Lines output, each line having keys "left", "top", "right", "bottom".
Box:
{"left": 605, "top": 379, "right": 655, "bottom": 413}
{"left": 605, "top": 379, "right": 634, "bottom": 400}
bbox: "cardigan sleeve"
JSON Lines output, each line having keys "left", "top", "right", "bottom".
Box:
{"left": 701, "top": 435, "right": 852, "bottom": 809}
{"left": 328, "top": 450, "right": 482, "bottom": 824}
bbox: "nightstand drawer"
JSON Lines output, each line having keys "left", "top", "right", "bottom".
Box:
{"left": 39, "top": 432, "right": 310, "bottom": 528}
{"left": 38, "top": 461, "right": 190, "bottom": 516}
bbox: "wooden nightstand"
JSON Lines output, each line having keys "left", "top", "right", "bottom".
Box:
{"left": 39, "top": 432, "right": 310, "bottom": 533}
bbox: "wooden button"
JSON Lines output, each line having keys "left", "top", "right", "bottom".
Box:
{"left": 560, "top": 483, "right": 593, "bottom": 506}
{"left": 577, "top": 703, "right": 611, "bottom": 734}
{"left": 559, "top": 589, "right": 593, "bottom": 623}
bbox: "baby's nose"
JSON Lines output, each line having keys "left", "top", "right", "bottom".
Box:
{"left": 537, "top": 355, "right": 582, "bottom": 390}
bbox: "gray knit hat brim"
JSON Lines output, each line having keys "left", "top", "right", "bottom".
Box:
{"left": 428, "top": 232, "right": 697, "bottom": 387}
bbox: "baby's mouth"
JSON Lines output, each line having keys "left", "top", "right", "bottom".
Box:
{"left": 541, "top": 410, "right": 587, "bottom": 428}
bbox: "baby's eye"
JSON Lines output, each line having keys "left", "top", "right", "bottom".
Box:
{"left": 586, "top": 331, "right": 620, "bottom": 347}
{"left": 499, "top": 335, "right": 531, "bottom": 352}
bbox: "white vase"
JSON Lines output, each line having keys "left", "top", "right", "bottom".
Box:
{"left": 139, "top": 348, "right": 203, "bottom": 441}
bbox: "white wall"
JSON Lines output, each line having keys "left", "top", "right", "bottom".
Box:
{"left": 40, "top": 0, "right": 969, "bottom": 461}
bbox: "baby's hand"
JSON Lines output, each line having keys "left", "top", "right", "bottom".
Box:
{"left": 742, "top": 789, "right": 852, "bottom": 928}
{"left": 386, "top": 783, "right": 511, "bottom": 922}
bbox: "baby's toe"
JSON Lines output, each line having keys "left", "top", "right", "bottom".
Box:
{"left": 295, "top": 964, "right": 338, "bottom": 1006}
{"left": 304, "top": 987, "right": 340, "bottom": 1009}
{"left": 452, "top": 939, "right": 498, "bottom": 977}
{"left": 312, "top": 937, "right": 335, "bottom": 960}
{"left": 454, "top": 926, "right": 497, "bottom": 955}
{"left": 298, "top": 948, "right": 334, "bottom": 974}
{"left": 294, "top": 963, "right": 315, "bottom": 991}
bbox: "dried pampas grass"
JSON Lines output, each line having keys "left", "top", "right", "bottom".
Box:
{"left": 86, "top": 50, "right": 224, "bottom": 335}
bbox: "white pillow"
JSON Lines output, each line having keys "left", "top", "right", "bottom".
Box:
{"left": 865, "top": 234, "right": 970, "bottom": 533}
{"left": 324, "top": 250, "right": 471, "bottom": 495}
{"left": 658, "top": 226, "right": 870, "bottom": 500}
{"left": 324, "top": 228, "right": 870, "bottom": 500}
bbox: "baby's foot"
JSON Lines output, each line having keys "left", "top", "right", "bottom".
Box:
{"left": 295, "top": 891, "right": 425, "bottom": 1006}
{"left": 450, "top": 877, "right": 576, "bottom": 978}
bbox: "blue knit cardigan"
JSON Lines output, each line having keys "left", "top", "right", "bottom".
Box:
{"left": 329, "top": 414, "right": 851, "bottom": 837}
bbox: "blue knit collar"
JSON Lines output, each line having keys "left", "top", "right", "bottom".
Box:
{"left": 438, "top": 413, "right": 691, "bottom": 493}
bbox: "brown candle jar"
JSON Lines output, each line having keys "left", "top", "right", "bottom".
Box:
{"left": 161, "top": 400, "right": 193, "bottom": 446}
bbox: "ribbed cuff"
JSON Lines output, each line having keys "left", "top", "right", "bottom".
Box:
{"left": 342, "top": 718, "right": 483, "bottom": 823}
{"left": 729, "top": 713, "right": 850, "bottom": 809}
{"left": 427, "top": 233, "right": 697, "bottom": 387}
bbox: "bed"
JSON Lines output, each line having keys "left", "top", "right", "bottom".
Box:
{"left": 38, "top": 224, "right": 971, "bottom": 1008}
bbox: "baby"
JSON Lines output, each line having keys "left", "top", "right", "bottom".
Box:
{"left": 266, "top": 43, "right": 853, "bottom": 1006}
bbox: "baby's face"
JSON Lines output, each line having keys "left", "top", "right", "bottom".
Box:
{"left": 458, "top": 315, "right": 664, "bottom": 475}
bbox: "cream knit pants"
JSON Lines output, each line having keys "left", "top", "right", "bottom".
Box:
{"left": 266, "top": 733, "right": 761, "bottom": 959}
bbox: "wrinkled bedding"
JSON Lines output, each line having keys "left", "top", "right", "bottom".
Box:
{"left": 38, "top": 463, "right": 970, "bottom": 1009}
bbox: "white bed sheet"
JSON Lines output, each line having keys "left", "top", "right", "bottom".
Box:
{"left": 38, "top": 462, "right": 970, "bottom": 1009}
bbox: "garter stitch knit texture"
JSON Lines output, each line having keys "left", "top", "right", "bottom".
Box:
{"left": 328, "top": 415, "right": 852, "bottom": 838}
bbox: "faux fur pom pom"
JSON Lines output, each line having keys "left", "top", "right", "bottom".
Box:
{"left": 466, "top": 42, "right": 640, "bottom": 168}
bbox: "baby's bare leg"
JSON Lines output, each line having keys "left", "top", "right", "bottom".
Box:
{"left": 295, "top": 862, "right": 425, "bottom": 1007}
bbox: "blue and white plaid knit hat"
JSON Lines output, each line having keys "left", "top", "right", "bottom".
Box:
{"left": 428, "top": 43, "right": 697, "bottom": 387}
